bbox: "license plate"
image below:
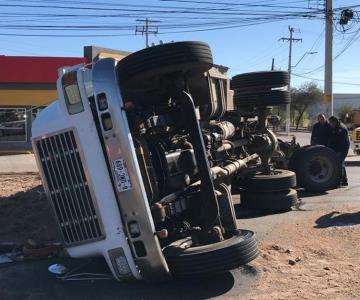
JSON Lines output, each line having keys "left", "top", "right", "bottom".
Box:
{"left": 112, "top": 158, "right": 133, "bottom": 193}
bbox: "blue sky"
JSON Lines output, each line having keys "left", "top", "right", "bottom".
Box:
{"left": 0, "top": 0, "right": 359, "bottom": 93}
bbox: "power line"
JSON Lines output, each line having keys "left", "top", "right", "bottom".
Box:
{"left": 299, "top": 25, "right": 360, "bottom": 75}
{"left": 0, "top": 1, "right": 357, "bottom": 40}
{"left": 159, "top": 0, "right": 320, "bottom": 10}
{"left": 293, "top": 72, "right": 360, "bottom": 86}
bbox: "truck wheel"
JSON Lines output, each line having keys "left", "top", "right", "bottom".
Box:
{"left": 231, "top": 71, "right": 289, "bottom": 90}
{"left": 288, "top": 145, "right": 312, "bottom": 172}
{"left": 240, "top": 188, "right": 298, "bottom": 212}
{"left": 117, "top": 41, "right": 213, "bottom": 88}
{"left": 295, "top": 145, "right": 341, "bottom": 192}
{"left": 234, "top": 90, "right": 290, "bottom": 108}
{"left": 238, "top": 169, "right": 296, "bottom": 192}
{"left": 163, "top": 229, "right": 258, "bottom": 278}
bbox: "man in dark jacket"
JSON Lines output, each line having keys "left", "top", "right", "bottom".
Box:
{"left": 328, "top": 116, "right": 350, "bottom": 186}
{"left": 311, "top": 114, "right": 331, "bottom": 146}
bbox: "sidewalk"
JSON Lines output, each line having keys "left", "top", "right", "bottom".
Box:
{"left": 0, "top": 154, "right": 38, "bottom": 174}
{"left": 345, "top": 155, "right": 360, "bottom": 166}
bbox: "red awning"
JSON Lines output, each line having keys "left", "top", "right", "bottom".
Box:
{"left": 0, "top": 56, "right": 86, "bottom": 84}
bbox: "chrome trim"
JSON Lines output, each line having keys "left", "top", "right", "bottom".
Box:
{"left": 32, "top": 127, "right": 105, "bottom": 246}
{"left": 92, "top": 58, "right": 170, "bottom": 281}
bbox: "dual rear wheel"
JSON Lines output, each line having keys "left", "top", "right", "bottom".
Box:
{"left": 231, "top": 71, "right": 290, "bottom": 108}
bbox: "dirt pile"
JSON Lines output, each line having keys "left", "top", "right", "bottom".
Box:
{"left": 0, "top": 175, "right": 59, "bottom": 244}
{"left": 248, "top": 209, "right": 360, "bottom": 300}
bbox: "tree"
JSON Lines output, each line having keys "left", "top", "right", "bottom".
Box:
{"left": 291, "top": 82, "right": 323, "bottom": 130}
{"left": 337, "top": 104, "right": 355, "bottom": 124}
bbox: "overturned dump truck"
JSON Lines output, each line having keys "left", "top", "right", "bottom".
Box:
{"left": 31, "top": 41, "right": 339, "bottom": 281}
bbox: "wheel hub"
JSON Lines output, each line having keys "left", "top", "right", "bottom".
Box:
{"left": 309, "top": 161, "right": 322, "bottom": 175}
{"left": 307, "top": 156, "right": 333, "bottom": 183}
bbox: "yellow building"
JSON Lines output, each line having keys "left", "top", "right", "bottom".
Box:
{"left": 0, "top": 46, "right": 129, "bottom": 152}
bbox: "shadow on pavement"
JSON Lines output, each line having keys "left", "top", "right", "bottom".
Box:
{"left": 297, "top": 189, "right": 328, "bottom": 199}
{"left": 0, "top": 256, "right": 240, "bottom": 300}
{"left": 314, "top": 211, "right": 360, "bottom": 228}
{"left": 234, "top": 204, "right": 292, "bottom": 219}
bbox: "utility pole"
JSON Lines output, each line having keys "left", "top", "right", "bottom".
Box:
{"left": 135, "top": 18, "right": 160, "bottom": 48}
{"left": 279, "top": 26, "right": 302, "bottom": 135}
{"left": 324, "top": 0, "right": 333, "bottom": 115}
{"left": 271, "top": 58, "right": 275, "bottom": 70}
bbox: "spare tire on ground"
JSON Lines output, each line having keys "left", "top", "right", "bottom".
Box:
{"left": 290, "top": 145, "right": 341, "bottom": 192}
{"left": 163, "top": 229, "right": 258, "bottom": 278}
{"left": 238, "top": 169, "right": 296, "bottom": 192}
{"left": 288, "top": 145, "right": 312, "bottom": 171}
{"left": 240, "top": 188, "right": 298, "bottom": 212}
{"left": 231, "top": 71, "right": 289, "bottom": 90}
{"left": 117, "top": 41, "right": 213, "bottom": 88}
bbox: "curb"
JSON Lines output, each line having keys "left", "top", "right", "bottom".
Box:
{"left": 0, "top": 172, "right": 39, "bottom": 175}
{"left": 345, "top": 161, "right": 360, "bottom": 167}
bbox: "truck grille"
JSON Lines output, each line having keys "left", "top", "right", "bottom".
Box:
{"left": 34, "top": 129, "right": 104, "bottom": 246}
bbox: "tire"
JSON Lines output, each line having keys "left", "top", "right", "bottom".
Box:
{"left": 234, "top": 90, "right": 290, "bottom": 108}
{"left": 239, "top": 169, "right": 296, "bottom": 192}
{"left": 294, "top": 145, "right": 341, "bottom": 192}
{"left": 163, "top": 229, "right": 258, "bottom": 278}
{"left": 241, "top": 188, "right": 298, "bottom": 212}
{"left": 288, "top": 145, "right": 312, "bottom": 172}
{"left": 231, "top": 71, "right": 289, "bottom": 90}
{"left": 117, "top": 41, "right": 213, "bottom": 88}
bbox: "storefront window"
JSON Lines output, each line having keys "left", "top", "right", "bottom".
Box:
{"left": 31, "top": 106, "right": 45, "bottom": 122}
{"left": 0, "top": 108, "right": 26, "bottom": 142}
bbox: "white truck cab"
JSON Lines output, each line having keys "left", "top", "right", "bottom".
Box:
{"left": 32, "top": 42, "right": 259, "bottom": 281}
{"left": 32, "top": 60, "right": 171, "bottom": 281}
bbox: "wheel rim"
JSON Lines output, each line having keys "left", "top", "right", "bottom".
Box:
{"left": 307, "top": 156, "right": 334, "bottom": 183}
{"left": 164, "top": 230, "right": 252, "bottom": 254}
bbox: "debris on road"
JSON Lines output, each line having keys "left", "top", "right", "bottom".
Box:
{"left": 0, "top": 254, "right": 13, "bottom": 264}
{"left": 22, "top": 239, "right": 64, "bottom": 259}
{"left": 288, "top": 259, "right": 296, "bottom": 266}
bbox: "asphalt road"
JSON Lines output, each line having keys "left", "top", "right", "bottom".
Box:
{"left": 1, "top": 166, "right": 359, "bottom": 300}
{"left": 278, "top": 130, "right": 358, "bottom": 155}
{"left": 237, "top": 166, "right": 360, "bottom": 241}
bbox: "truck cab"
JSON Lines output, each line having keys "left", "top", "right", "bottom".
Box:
{"left": 351, "top": 127, "right": 360, "bottom": 155}
{"left": 32, "top": 42, "right": 259, "bottom": 281}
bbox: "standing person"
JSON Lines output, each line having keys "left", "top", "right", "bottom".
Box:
{"left": 311, "top": 114, "right": 331, "bottom": 146}
{"left": 328, "top": 116, "right": 350, "bottom": 186}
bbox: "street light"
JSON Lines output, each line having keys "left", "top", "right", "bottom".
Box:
{"left": 293, "top": 51, "right": 318, "bottom": 68}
